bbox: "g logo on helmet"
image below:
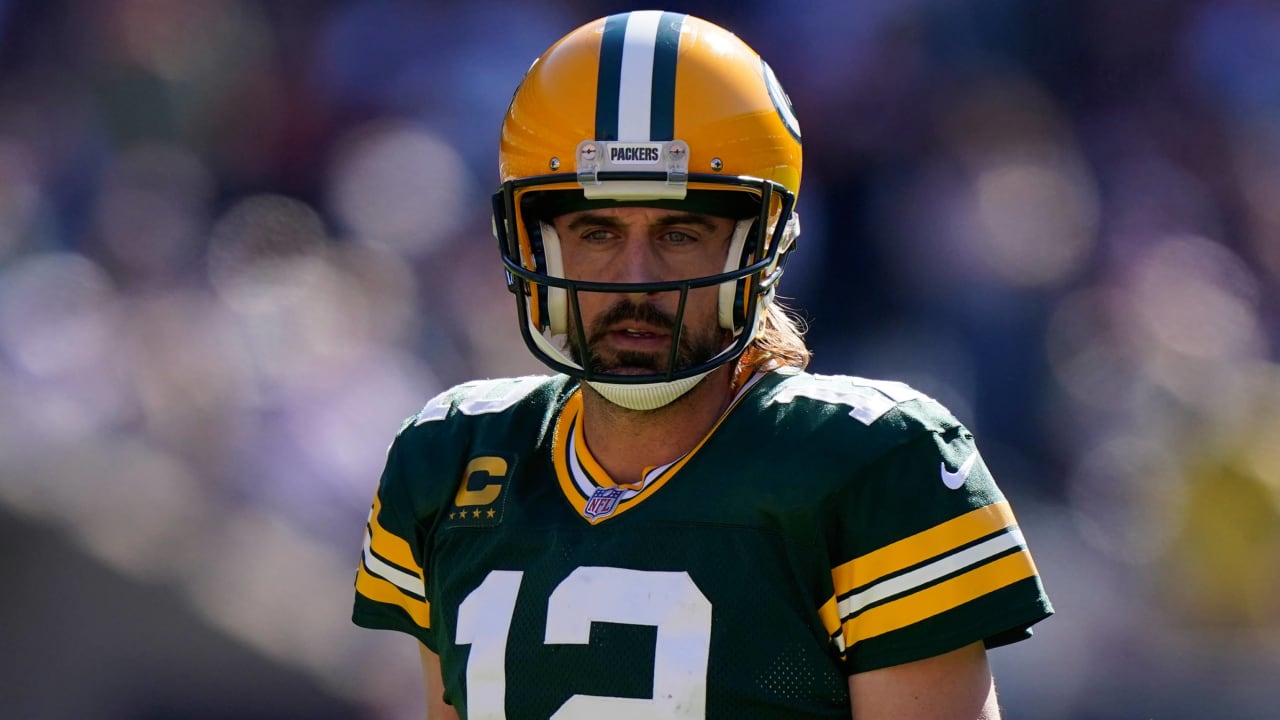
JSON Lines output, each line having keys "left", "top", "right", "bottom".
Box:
{"left": 762, "top": 61, "right": 801, "bottom": 143}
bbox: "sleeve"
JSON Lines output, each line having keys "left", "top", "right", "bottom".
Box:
{"left": 352, "top": 427, "right": 438, "bottom": 650}
{"left": 823, "top": 407, "right": 1053, "bottom": 675}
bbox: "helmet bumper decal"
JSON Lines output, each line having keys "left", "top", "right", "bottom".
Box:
{"left": 576, "top": 139, "right": 690, "bottom": 200}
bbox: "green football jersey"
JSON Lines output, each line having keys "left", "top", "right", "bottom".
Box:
{"left": 353, "top": 368, "right": 1052, "bottom": 718}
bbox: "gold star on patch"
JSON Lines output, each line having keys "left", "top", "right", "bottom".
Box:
{"left": 486, "top": 508, "right": 496, "bottom": 518}
{"left": 472, "top": 509, "right": 481, "bottom": 519}
{"left": 448, "top": 512, "right": 456, "bottom": 520}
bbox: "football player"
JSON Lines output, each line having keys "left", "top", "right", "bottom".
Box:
{"left": 353, "top": 11, "right": 1052, "bottom": 719}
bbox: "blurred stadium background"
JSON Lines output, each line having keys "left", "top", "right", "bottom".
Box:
{"left": 1, "top": 1, "right": 1277, "bottom": 717}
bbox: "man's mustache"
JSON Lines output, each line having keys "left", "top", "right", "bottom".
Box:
{"left": 585, "top": 301, "right": 677, "bottom": 344}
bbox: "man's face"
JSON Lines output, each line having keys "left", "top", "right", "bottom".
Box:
{"left": 550, "top": 206, "right": 737, "bottom": 376}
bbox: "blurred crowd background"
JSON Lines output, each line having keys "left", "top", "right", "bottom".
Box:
{"left": 1, "top": 0, "right": 1277, "bottom": 718}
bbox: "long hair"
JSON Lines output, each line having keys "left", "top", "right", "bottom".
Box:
{"left": 749, "top": 300, "right": 811, "bottom": 370}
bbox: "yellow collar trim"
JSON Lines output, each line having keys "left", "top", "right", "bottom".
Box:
{"left": 551, "top": 373, "right": 766, "bottom": 524}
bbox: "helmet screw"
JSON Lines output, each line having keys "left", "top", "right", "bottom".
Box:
{"left": 668, "top": 145, "right": 686, "bottom": 159}
{"left": 580, "top": 144, "right": 597, "bottom": 161}
{"left": 710, "top": 157, "right": 723, "bottom": 172}
{"left": 549, "top": 157, "right": 561, "bottom": 171}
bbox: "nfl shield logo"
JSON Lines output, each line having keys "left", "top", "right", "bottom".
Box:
{"left": 584, "top": 487, "right": 626, "bottom": 520}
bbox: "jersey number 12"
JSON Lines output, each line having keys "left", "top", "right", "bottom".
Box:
{"left": 456, "top": 566, "right": 712, "bottom": 718}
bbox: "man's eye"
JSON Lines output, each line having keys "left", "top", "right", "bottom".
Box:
{"left": 663, "top": 231, "right": 696, "bottom": 244}
{"left": 582, "top": 230, "right": 614, "bottom": 242}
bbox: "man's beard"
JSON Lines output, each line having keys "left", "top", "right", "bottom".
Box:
{"left": 567, "top": 298, "right": 729, "bottom": 376}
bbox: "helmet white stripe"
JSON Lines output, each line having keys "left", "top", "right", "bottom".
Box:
{"left": 595, "top": 11, "right": 685, "bottom": 142}
{"left": 617, "top": 10, "right": 663, "bottom": 141}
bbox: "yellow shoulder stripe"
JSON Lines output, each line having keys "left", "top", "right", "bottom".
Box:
{"left": 817, "top": 595, "right": 842, "bottom": 640}
{"left": 832, "top": 500, "right": 1016, "bottom": 596}
{"left": 368, "top": 492, "right": 422, "bottom": 575}
{"left": 356, "top": 565, "right": 432, "bottom": 630}
{"left": 843, "top": 549, "right": 1037, "bottom": 646}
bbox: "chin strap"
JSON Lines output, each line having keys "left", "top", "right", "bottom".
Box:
{"left": 585, "top": 372, "right": 711, "bottom": 411}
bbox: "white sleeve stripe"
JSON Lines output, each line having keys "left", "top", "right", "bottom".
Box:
{"left": 837, "top": 528, "right": 1027, "bottom": 620}
{"left": 362, "top": 528, "right": 426, "bottom": 598}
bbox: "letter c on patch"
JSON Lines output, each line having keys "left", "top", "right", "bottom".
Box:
{"left": 455, "top": 456, "right": 508, "bottom": 506}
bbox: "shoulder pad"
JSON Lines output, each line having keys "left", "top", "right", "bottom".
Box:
{"left": 768, "top": 372, "right": 938, "bottom": 426}
{"left": 403, "top": 376, "right": 556, "bottom": 431}
{"left": 749, "top": 371, "right": 971, "bottom": 472}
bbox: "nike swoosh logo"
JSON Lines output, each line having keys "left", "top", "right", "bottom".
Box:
{"left": 940, "top": 453, "right": 978, "bottom": 490}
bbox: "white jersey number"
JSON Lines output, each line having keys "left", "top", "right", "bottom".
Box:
{"left": 455, "top": 567, "right": 712, "bottom": 719}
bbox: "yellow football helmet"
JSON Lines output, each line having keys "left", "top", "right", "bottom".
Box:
{"left": 492, "top": 11, "right": 802, "bottom": 408}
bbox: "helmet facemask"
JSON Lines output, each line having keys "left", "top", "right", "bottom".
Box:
{"left": 493, "top": 175, "right": 798, "bottom": 410}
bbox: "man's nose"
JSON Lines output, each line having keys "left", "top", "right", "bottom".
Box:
{"left": 614, "top": 236, "right": 664, "bottom": 291}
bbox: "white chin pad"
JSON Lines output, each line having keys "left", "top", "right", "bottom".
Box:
{"left": 538, "top": 221, "right": 568, "bottom": 334}
{"left": 718, "top": 219, "right": 757, "bottom": 331}
{"left": 587, "top": 373, "right": 709, "bottom": 411}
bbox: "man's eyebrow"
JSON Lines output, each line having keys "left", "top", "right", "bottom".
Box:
{"left": 564, "top": 212, "right": 721, "bottom": 232}
{"left": 565, "top": 213, "right": 624, "bottom": 231}
{"left": 654, "top": 213, "right": 721, "bottom": 230}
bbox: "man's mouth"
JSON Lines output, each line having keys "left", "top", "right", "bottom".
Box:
{"left": 608, "top": 326, "right": 670, "bottom": 345}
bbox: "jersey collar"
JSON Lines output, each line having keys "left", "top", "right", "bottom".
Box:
{"left": 552, "top": 371, "right": 767, "bottom": 524}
